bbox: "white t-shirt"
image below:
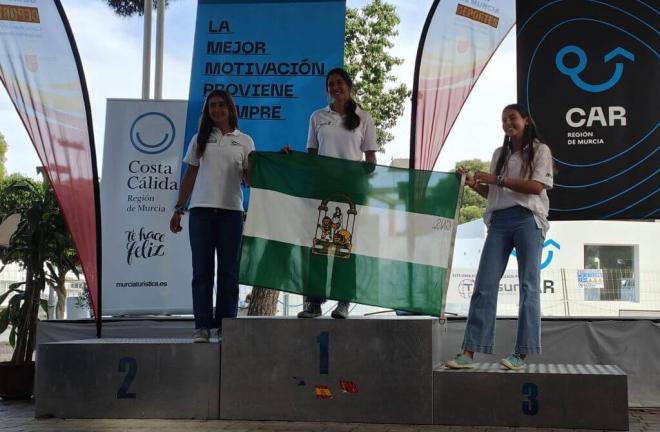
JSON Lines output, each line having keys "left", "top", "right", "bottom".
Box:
{"left": 306, "top": 105, "right": 378, "bottom": 161}
{"left": 483, "top": 140, "right": 554, "bottom": 235}
{"left": 183, "top": 128, "right": 255, "bottom": 211}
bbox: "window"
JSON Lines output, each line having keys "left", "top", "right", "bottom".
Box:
{"left": 584, "top": 245, "right": 637, "bottom": 301}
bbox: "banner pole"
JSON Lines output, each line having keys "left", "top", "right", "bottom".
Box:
{"left": 53, "top": 0, "right": 103, "bottom": 337}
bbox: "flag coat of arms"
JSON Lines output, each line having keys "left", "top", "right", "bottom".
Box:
{"left": 240, "top": 152, "right": 463, "bottom": 316}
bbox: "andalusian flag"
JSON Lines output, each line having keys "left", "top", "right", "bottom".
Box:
{"left": 240, "top": 152, "right": 463, "bottom": 316}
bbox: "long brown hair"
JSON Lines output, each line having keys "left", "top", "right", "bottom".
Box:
{"left": 494, "top": 103, "right": 543, "bottom": 179}
{"left": 196, "top": 89, "right": 239, "bottom": 158}
{"left": 326, "top": 68, "right": 360, "bottom": 131}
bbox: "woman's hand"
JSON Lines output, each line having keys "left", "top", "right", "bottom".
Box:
{"left": 458, "top": 167, "right": 490, "bottom": 198}
{"left": 474, "top": 171, "right": 496, "bottom": 185}
{"left": 457, "top": 167, "right": 477, "bottom": 189}
{"left": 281, "top": 144, "right": 292, "bottom": 153}
{"left": 170, "top": 212, "right": 183, "bottom": 233}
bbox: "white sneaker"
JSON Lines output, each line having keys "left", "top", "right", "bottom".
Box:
{"left": 192, "top": 328, "right": 210, "bottom": 343}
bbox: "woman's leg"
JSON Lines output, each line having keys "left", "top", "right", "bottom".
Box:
{"left": 215, "top": 209, "right": 244, "bottom": 324}
{"left": 513, "top": 212, "right": 544, "bottom": 355}
{"left": 462, "top": 214, "right": 514, "bottom": 354}
{"left": 302, "top": 254, "right": 331, "bottom": 310}
{"left": 189, "top": 208, "right": 217, "bottom": 330}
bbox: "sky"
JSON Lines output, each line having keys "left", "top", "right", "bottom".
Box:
{"left": 0, "top": 0, "right": 517, "bottom": 179}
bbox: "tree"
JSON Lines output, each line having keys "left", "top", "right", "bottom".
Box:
{"left": 454, "top": 159, "right": 490, "bottom": 224}
{"left": 0, "top": 132, "right": 7, "bottom": 181}
{"left": 246, "top": 288, "right": 278, "bottom": 316}
{"left": 45, "top": 227, "right": 80, "bottom": 320}
{"left": 345, "top": 0, "right": 410, "bottom": 151}
{"left": 1, "top": 173, "right": 79, "bottom": 319}
{"left": 101, "top": 0, "right": 173, "bottom": 17}
{"left": 0, "top": 177, "right": 79, "bottom": 362}
{"left": 0, "top": 179, "right": 52, "bottom": 363}
{"left": 0, "top": 174, "right": 36, "bottom": 214}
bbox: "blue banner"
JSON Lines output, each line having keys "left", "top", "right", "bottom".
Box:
{"left": 184, "top": 0, "right": 345, "bottom": 158}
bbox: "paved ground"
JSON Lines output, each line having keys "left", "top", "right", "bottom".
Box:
{"left": 0, "top": 399, "right": 658, "bottom": 432}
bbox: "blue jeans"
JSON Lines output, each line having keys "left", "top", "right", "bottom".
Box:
{"left": 189, "top": 207, "right": 244, "bottom": 330}
{"left": 462, "top": 206, "right": 544, "bottom": 355}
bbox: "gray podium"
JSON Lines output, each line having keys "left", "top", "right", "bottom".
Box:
{"left": 35, "top": 338, "right": 220, "bottom": 419}
{"left": 434, "top": 363, "right": 629, "bottom": 430}
{"left": 33, "top": 318, "right": 630, "bottom": 429}
{"left": 220, "top": 316, "right": 442, "bottom": 424}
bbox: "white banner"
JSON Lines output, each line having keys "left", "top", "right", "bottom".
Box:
{"left": 0, "top": 0, "right": 100, "bottom": 314}
{"left": 413, "top": 0, "right": 515, "bottom": 169}
{"left": 445, "top": 267, "right": 565, "bottom": 316}
{"left": 101, "top": 99, "right": 191, "bottom": 315}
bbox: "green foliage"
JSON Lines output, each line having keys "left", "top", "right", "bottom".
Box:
{"left": 344, "top": 0, "right": 410, "bottom": 151}
{"left": 459, "top": 205, "right": 484, "bottom": 225}
{"left": 0, "top": 132, "right": 6, "bottom": 181}
{"left": 0, "top": 282, "right": 47, "bottom": 350}
{"left": 102, "top": 0, "right": 173, "bottom": 17}
{"left": 0, "top": 174, "right": 41, "bottom": 217}
{"left": 454, "top": 159, "right": 490, "bottom": 224}
{"left": 0, "top": 178, "right": 79, "bottom": 363}
{"left": 74, "top": 285, "right": 92, "bottom": 312}
{"left": 455, "top": 158, "right": 490, "bottom": 176}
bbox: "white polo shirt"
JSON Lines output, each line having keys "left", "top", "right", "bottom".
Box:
{"left": 306, "top": 105, "right": 378, "bottom": 161}
{"left": 183, "top": 128, "right": 255, "bottom": 211}
{"left": 483, "top": 140, "right": 554, "bottom": 235}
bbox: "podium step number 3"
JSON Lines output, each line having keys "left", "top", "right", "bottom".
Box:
{"left": 433, "top": 363, "right": 629, "bottom": 430}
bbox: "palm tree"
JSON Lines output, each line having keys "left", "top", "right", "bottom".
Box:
{"left": 0, "top": 178, "right": 78, "bottom": 363}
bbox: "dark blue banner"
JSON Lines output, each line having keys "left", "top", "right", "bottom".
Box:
{"left": 517, "top": 0, "right": 659, "bottom": 220}
{"left": 184, "top": 0, "right": 345, "bottom": 157}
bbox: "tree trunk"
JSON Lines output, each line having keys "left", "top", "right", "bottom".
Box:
{"left": 24, "top": 274, "right": 44, "bottom": 363}
{"left": 247, "top": 287, "right": 279, "bottom": 316}
{"left": 55, "top": 272, "right": 67, "bottom": 319}
{"left": 11, "top": 264, "right": 33, "bottom": 364}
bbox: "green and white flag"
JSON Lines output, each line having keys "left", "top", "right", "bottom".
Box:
{"left": 240, "top": 152, "right": 463, "bottom": 316}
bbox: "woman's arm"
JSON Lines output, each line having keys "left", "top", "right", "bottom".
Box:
{"left": 474, "top": 171, "right": 545, "bottom": 195}
{"left": 364, "top": 150, "right": 376, "bottom": 164}
{"left": 169, "top": 165, "right": 199, "bottom": 233}
{"left": 243, "top": 151, "right": 255, "bottom": 186}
